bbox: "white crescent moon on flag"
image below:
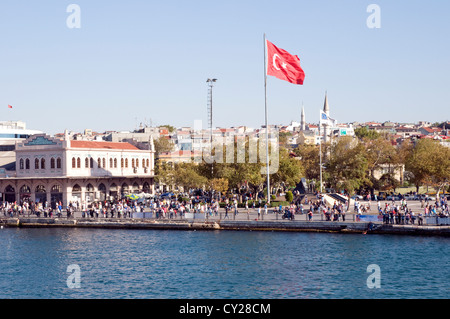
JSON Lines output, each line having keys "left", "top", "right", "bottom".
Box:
{"left": 273, "top": 54, "right": 287, "bottom": 70}
{"left": 273, "top": 54, "right": 281, "bottom": 70}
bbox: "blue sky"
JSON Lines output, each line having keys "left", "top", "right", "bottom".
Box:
{"left": 0, "top": 0, "right": 449, "bottom": 135}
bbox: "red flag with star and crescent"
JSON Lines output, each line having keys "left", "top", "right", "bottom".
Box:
{"left": 266, "top": 39, "right": 305, "bottom": 85}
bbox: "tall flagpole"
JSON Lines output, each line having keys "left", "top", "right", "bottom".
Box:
{"left": 319, "top": 116, "right": 323, "bottom": 193}
{"left": 264, "top": 33, "right": 270, "bottom": 207}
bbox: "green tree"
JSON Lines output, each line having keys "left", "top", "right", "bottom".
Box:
{"left": 325, "top": 137, "right": 369, "bottom": 195}
{"left": 285, "top": 191, "right": 293, "bottom": 202}
{"left": 209, "top": 178, "right": 229, "bottom": 195}
{"left": 271, "top": 147, "right": 304, "bottom": 190}
{"left": 355, "top": 127, "right": 381, "bottom": 140}
{"left": 155, "top": 161, "right": 176, "bottom": 190}
{"left": 154, "top": 136, "right": 174, "bottom": 155}
{"left": 363, "top": 136, "right": 397, "bottom": 179}
{"left": 293, "top": 144, "right": 326, "bottom": 181}
{"left": 174, "top": 162, "right": 207, "bottom": 190}
{"left": 406, "top": 139, "right": 450, "bottom": 196}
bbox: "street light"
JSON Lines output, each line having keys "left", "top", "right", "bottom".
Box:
{"left": 206, "top": 78, "right": 217, "bottom": 201}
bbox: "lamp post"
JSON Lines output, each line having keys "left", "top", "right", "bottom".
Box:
{"left": 206, "top": 78, "right": 217, "bottom": 201}
{"left": 206, "top": 78, "right": 217, "bottom": 146}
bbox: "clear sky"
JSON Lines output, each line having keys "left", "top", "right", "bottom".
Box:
{"left": 1, "top": 0, "right": 449, "bottom": 135}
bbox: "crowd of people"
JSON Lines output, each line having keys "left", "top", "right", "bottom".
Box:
{"left": 1, "top": 192, "right": 449, "bottom": 226}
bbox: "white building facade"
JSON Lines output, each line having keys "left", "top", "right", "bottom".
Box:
{"left": 0, "top": 134, "right": 155, "bottom": 208}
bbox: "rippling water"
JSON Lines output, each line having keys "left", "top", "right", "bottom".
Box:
{"left": 0, "top": 228, "right": 448, "bottom": 299}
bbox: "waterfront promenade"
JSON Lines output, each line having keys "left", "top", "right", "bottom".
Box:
{"left": 2, "top": 199, "right": 449, "bottom": 237}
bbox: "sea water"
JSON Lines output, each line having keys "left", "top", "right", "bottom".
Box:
{"left": 0, "top": 228, "right": 448, "bottom": 299}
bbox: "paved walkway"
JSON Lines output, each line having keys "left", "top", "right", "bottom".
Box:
{"left": 1, "top": 199, "right": 430, "bottom": 224}
{"left": 60, "top": 199, "right": 428, "bottom": 222}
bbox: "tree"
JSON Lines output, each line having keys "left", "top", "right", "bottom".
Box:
{"left": 285, "top": 191, "right": 293, "bottom": 202}
{"left": 155, "top": 161, "right": 176, "bottom": 191}
{"left": 355, "top": 127, "right": 380, "bottom": 140}
{"left": 325, "top": 137, "right": 369, "bottom": 195}
{"left": 154, "top": 136, "right": 174, "bottom": 155}
{"left": 363, "top": 136, "right": 397, "bottom": 180}
{"left": 174, "top": 162, "right": 207, "bottom": 191}
{"left": 270, "top": 147, "right": 304, "bottom": 190}
{"left": 209, "top": 178, "right": 229, "bottom": 195}
{"left": 406, "top": 139, "right": 450, "bottom": 196}
{"left": 406, "top": 139, "right": 437, "bottom": 193}
{"left": 293, "top": 144, "right": 322, "bottom": 181}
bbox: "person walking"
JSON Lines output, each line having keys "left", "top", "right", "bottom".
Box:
{"left": 224, "top": 204, "right": 229, "bottom": 219}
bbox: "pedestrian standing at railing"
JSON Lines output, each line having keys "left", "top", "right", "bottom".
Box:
{"left": 418, "top": 212, "right": 423, "bottom": 225}
{"left": 224, "top": 204, "right": 230, "bottom": 219}
{"left": 411, "top": 211, "right": 416, "bottom": 224}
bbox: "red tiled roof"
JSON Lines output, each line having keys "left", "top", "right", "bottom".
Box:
{"left": 70, "top": 140, "right": 140, "bottom": 150}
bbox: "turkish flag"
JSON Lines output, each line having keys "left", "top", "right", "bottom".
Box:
{"left": 8, "top": 105, "right": 12, "bottom": 109}
{"left": 266, "top": 39, "right": 305, "bottom": 85}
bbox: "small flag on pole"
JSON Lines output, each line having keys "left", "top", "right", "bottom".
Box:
{"left": 8, "top": 105, "right": 12, "bottom": 109}
{"left": 320, "top": 110, "right": 329, "bottom": 125}
{"left": 320, "top": 110, "right": 337, "bottom": 126}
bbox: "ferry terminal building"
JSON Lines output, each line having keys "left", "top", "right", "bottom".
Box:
{"left": 0, "top": 134, "right": 155, "bottom": 208}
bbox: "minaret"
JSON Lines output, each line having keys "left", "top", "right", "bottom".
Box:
{"left": 323, "top": 91, "right": 330, "bottom": 116}
{"left": 323, "top": 92, "right": 330, "bottom": 142}
{"left": 301, "top": 103, "right": 306, "bottom": 131}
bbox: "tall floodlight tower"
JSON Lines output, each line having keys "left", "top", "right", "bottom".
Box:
{"left": 206, "top": 78, "right": 217, "bottom": 181}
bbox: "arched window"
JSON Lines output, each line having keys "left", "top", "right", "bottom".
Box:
{"left": 72, "top": 184, "right": 81, "bottom": 192}
{"left": 77, "top": 157, "right": 81, "bottom": 168}
{"left": 142, "top": 159, "right": 146, "bottom": 167}
{"left": 35, "top": 158, "right": 40, "bottom": 169}
{"left": 35, "top": 185, "right": 46, "bottom": 193}
{"left": 72, "top": 157, "right": 76, "bottom": 168}
{"left": 19, "top": 158, "right": 24, "bottom": 170}
{"left": 136, "top": 158, "right": 139, "bottom": 168}
{"left": 85, "top": 158, "right": 89, "bottom": 168}
{"left": 121, "top": 183, "right": 129, "bottom": 195}
{"left": 41, "top": 158, "right": 45, "bottom": 169}
{"left": 56, "top": 157, "right": 62, "bottom": 169}
{"left": 89, "top": 157, "right": 93, "bottom": 168}
{"left": 121, "top": 158, "right": 124, "bottom": 168}
{"left": 20, "top": 185, "right": 31, "bottom": 193}
{"left": 146, "top": 159, "right": 149, "bottom": 167}
{"left": 97, "top": 158, "right": 101, "bottom": 168}
{"left": 125, "top": 158, "right": 128, "bottom": 168}
{"left": 25, "top": 158, "right": 30, "bottom": 169}
{"left": 110, "top": 158, "right": 113, "bottom": 168}
{"left": 50, "top": 158, "right": 55, "bottom": 169}
{"left": 131, "top": 158, "right": 135, "bottom": 168}
{"left": 51, "top": 185, "right": 62, "bottom": 193}
{"left": 114, "top": 158, "right": 117, "bottom": 168}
